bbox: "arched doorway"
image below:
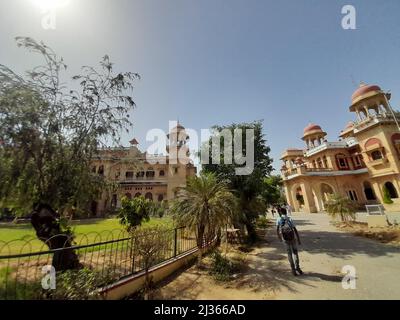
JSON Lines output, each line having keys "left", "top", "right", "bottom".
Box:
{"left": 384, "top": 182, "right": 398, "bottom": 199}
{"left": 145, "top": 192, "right": 153, "bottom": 201}
{"left": 363, "top": 181, "right": 377, "bottom": 201}
{"left": 134, "top": 192, "right": 141, "bottom": 198}
{"left": 320, "top": 183, "right": 334, "bottom": 210}
{"left": 295, "top": 187, "right": 304, "bottom": 210}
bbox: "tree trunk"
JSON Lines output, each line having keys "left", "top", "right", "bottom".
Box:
{"left": 30, "top": 203, "right": 81, "bottom": 271}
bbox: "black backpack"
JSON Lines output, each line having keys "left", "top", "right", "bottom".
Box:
{"left": 280, "top": 217, "right": 295, "bottom": 241}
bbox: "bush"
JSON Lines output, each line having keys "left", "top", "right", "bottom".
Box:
{"left": 325, "top": 194, "right": 356, "bottom": 222}
{"left": 209, "top": 250, "right": 241, "bottom": 282}
{"left": 383, "top": 185, "right": 394, "bottom": 204}
{"left": 46, "top": 268, "right": 112, "bottom": 300}
{"left": 256, "top": 216, "right": 269, "bottom": 229}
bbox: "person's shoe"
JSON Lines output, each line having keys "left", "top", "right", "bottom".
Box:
{"left": 292, "top": 269, "right": 298, "bottom": 276}
{"left": 296, "top": 268, "right": 304, "bottom": 275}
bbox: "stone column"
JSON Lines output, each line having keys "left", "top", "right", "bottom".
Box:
{"left": 300, "top": 182, "right": 317, "bottom": 213}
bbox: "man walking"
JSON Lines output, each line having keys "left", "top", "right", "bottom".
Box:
{"left": 276, "top": 208, "right": 304, "bottom": 276}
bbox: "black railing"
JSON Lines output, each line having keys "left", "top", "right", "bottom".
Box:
{"left": 0, "top": 226, "right": 198, "bottom": 300}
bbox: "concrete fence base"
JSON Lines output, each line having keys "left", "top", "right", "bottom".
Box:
{"left": 100, "top": 240, "right": 217, "bottom": 300}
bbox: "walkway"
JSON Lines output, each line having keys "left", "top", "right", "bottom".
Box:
{"left": 155, "top": 213, "right": 400, "bottom": 300}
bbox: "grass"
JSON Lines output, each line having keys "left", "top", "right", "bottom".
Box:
{"left": 0, "top": 216, "right": 173, "bottom": 255}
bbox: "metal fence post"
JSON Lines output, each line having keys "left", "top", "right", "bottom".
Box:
{"left": 173, "top": 228, "right": 178, "bottom": 257}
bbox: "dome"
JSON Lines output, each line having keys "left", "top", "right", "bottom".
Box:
{"left": 351, "top": 83, "right": 381, "bottom": 103}
{"left": 303, "top": 123, "right": 322, "bottom": 135}
{"left": 343, "top": 121, "right": 354, "bottom": 131}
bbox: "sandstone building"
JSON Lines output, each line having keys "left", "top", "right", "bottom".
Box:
{"left": 281, "top": 83, "right": 400, "bottom": 213}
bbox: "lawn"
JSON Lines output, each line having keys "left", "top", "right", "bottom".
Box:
{"left": 0, "top": 216, "right": 173, "bottom": 255}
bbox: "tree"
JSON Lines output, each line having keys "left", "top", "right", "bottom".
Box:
{"left": 0, "top": 37, "right": 139, "bottom": 270}
{"left": 118, "top": 196, "right": 152, "bottom": 232}
{"left": 324, "top": 194, "right": 356, "bottom": 222}
{"left": 202, "top": 120, "right": 273, "bottom": 242}
{"left": 261, "top": 175, "right": 284, "bottom": 206}
{"left": 0, "top": 37, "right": 139, "bottom": 217}
{"left": 169, "top": 172, "right": 238, "bottom": 263}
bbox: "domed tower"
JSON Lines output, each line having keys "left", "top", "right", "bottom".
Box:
{"left": 166, "top": 122, "right": 193, "bottom": 200}
{"left": 302, "top": 124, "right": 327, "bottom": 149}
{"left": 349, "top": 83, "right": 392, "bottom": 122}
{"left": 166, "top": 122, "right": 190, "bottom": 163}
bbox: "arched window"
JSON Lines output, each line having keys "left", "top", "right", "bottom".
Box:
{"left": 145, "top": 192, "right": 153, "bottom": 201}
{"left": 134, "top": 192, "right": 141, "bottom": 198}
{"left": 384, "top": 182, "right": 398, "bottom": 199}
{"left": 125, "top": 193, "right": 132, "bottom": 199}
{"left": 158, "top": 194, "right": 164, "bottom": 202}
{"left": 159, "top": 170, "right": 165, "bottom": 177}
{"left": 146, "top": 170, "right": 155, "bottom": 178}
{"left": 371, "top": 150, "right": 383, "bottom": 160}
{"left": 98, "top": 165, "right": 104, "bottom": 175}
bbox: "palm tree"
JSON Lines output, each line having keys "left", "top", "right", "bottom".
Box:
{"left": 169, "top": 172, "right": 238, "bottom": 263}
{"left": 324, "top": 194, "right": 356, "bottom": 222}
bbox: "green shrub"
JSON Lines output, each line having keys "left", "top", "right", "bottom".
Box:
{"left": 383, "top": 185, "right": 394, "bottom": 204}
{"left": 209, "top": 251, "right": 240, "bottom": 282}
{"left": 47, "top": 267, "right": 112, "bottom": 300}
{"left": 256, "top": 216, "right": 269, "bottom": 229}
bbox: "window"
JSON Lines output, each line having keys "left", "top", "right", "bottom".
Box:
{"left": 125, "top": 193, "right": 132, "bottom": 199}
{"left": 145, "top": 192, "right": 153, "bottom": 201}
{"left": 98, "top": 165, "right": 104, "bottom": 175}
{"left": 371, "top": 150, "right": 383, "bottom": 161}
{"left": 174, "top": 167, "right": 178, "bottom": 174}
{"left": 159, "top": 170, "right": 165, "bottom": 177}
{"left": 146, "top": 171, "right": 155, "bottom": 178}
{"left": 158, "top": 194, "right": 164, "bottom": 202}
{"left": 134, "top": 192, "right": 141, "bottom": 198}
{"left": 336, "top": 154, "right": 349, "bottom": 169}
{"left": 125, "top": 171, "right": 134, "bottom": 179}
{"left": 136, "top": 171, "right": 145, "bottom": 178}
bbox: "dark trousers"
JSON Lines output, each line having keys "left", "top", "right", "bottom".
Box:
{"left": 285, "top": 240, "right": 300, "bottom": 271}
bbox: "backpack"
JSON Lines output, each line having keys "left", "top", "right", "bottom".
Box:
{"left": 280, "top": 217, "right": 295, "bottom": 241}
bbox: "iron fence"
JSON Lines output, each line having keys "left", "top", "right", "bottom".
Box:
{"left": 0, "top": 226, "right": 198, "bottom": 300}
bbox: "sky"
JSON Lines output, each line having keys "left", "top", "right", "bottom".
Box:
{"left": 1, "top": 0, "right": 400, "bottom": 172}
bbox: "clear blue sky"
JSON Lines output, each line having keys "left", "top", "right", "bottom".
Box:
{"left": 1, "top": 0, "right": 400, "bottom": 171}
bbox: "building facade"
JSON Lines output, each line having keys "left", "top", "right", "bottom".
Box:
{"left": 281, "top": 83, "right": 400, "bottom": 213}
{"left": 90, "top": 123, "right": 197, "bottom": 216}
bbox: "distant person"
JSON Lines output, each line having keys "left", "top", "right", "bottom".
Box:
{"left": 276, "top": 208, "right": 304, "bottom": 276}
{"left": 270, "top": 208, "right": 275, "bottom": 218}
{"left": 285, "top": 203, "right": 293, "bottom": 216}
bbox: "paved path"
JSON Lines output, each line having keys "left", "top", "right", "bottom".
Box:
{"left": 267, "top": 213, "right": 400, "bottom": 299}
{"left": 155, "top": 213, "right": 400, "bottom": 300}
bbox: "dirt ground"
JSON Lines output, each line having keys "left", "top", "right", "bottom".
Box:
{"left": 335, "top": 221, "right": 400, "bottom": 245}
